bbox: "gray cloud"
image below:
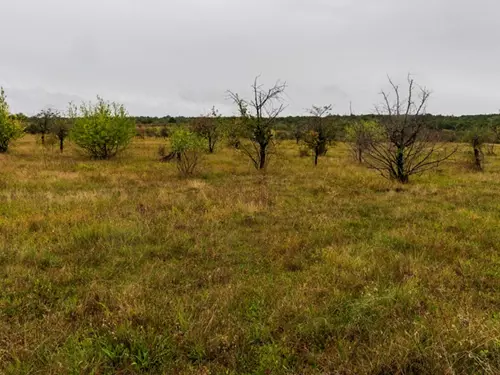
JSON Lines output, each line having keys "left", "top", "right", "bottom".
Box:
{"left": 1, "top": 0, "right": 499, "bottom": 115}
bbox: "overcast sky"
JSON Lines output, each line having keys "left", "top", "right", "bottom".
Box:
{"left": 1, "top": 0, "right": 499, "bottom": 116}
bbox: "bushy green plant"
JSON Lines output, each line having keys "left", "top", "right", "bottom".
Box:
{"left": 69, "top": 97, "right": 135, "bottom": 159}
{"left": 35, "top": 107, "right": 59, "bottom": 145}
{"left": 169, "top": 128, "right": 205, "bottom": 175}
{"left": 0, "top": 88, "right": 24, "bottom": 152}
{"left": 345, "top": 120, "right": 383, "bottom": 163}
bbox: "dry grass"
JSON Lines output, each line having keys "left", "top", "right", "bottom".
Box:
{"left": 0, "top": 135, "right": 499, "bottom": 374}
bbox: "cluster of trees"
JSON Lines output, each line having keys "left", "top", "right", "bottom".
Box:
{"left": 1, "top": 75, "right": 499, "bottom": 182}
{"left": 0, "top": 91, "right": 136, "bottom": 159}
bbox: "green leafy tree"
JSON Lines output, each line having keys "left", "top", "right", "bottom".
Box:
{"left": 69, "top": 97, "right": 135, "bottom": 159}
{"left": 345, "top": 120, "right": 383, "bottom": 163}
{"left": 0, "top": 88, "right": 24, "bottom": 152}
{"left": 191, "top": 106, "right": 222, "bottom": 153}
{"left": 14, "top": 113, "right": 28, "bottom": 123}
{"left": 51, "top": 117, "right": 72, "bottom": 153}
{"left": 35, "top": 107, "right": 59, "bottom": 145}
{"left": 169, "top": 128, "right": 205, "bottom": 175}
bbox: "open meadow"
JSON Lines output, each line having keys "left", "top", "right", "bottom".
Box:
{"left": 1, "top": 135, "right": 499, "bottom": 374}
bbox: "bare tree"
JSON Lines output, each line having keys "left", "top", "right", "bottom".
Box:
{"left": 465, "top": 126, "right": 490, "bottom": 170}
{"left": 364, "top": 75, "right": 456, "bottom": 183}
{"left": 303, "top": 105, "right": 334, "bottom": 166}
{"left": 227, "top": 76, "right": 287, "bottom": 170}
{"left": 35, "top": 107, "right": 59, "bottom": 145}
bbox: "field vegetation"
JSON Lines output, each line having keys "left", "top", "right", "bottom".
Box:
{"left": 0, "top": 78, "right": 500, "bottom": 374}
{"left": 0, "top": 134, "right": 499, "bottom": 374}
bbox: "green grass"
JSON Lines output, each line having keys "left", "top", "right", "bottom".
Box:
{"left": 0, "top": 136, "right": 499, "bottom": 374}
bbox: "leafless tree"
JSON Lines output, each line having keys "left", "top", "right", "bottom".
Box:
{"left": 364, "top": 75, "right": 456, "bottom": 183}
{"left": 303, "top": 105, "right": 334, "bottom": 166}
{"left": 227, "top": 76, "right": 287, "bottom": 170}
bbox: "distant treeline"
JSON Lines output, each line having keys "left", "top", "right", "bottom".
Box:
{"left": 134, "top": 113, "right": 500, "bottom": 143}
{"left": 133, "top": 113, "right": 500, "bottom": 130}
{"left": 16, "top": 112, "right": 500, "bottom": 142}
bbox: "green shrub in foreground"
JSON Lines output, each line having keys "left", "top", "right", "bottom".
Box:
{"left": 0, "top": 87, "right": 24, "bottom": 152}
{"left": 69, "top": 97, "right": 135, "bottom": 159}
{"left": 170, "top": 128, "right": 205, "bottom": 175}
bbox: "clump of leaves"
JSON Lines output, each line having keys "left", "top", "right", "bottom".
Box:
{"left": 169, "top": 128, "right": 205, "bottom": 176}
{"left": 345, "top": 120, "right": 383, "bottom": 163}
{"left": 0, "top": 87, "right": 24, "bottom": 152}
{"left": 69, "top": 97, "right": 135, "bottom": 159}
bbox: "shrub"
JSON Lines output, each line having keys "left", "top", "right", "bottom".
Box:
{"left": 345, "top": 120, "right": 383, "bottom": 163}
{"left": 169, "top": 129, "right": 205, "bottom": 175}
{"left": 159, "top": 126, "right": 169, "bottom": 138}
{"left": 144, "top": 127, "right": 159, "bottom": 138}
{"left": 69, "top": 97, "right": 135, "bottom": 159}
{"left": 191, "top": 107, "right": 222, "bottom": 153}
{"left": 299, "top": 147, "right": 310, "bottom": 157}
{"left": 0, "top": 87, "right": 24, "bottom": 152}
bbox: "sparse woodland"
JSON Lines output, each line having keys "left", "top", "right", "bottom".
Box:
{"left": 1, "top": 77, "right": 500, "bottom": 374}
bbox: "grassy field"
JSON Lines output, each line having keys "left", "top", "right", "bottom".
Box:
{"left": 1, "top": 135, "right": 499, "bottom": 374}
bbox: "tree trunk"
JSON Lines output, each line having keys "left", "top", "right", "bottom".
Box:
{"left": 396, "top": 147, "right": 407, "bottom": 183}
{"left": 314, "top": 150, "right": 319, "bottom": 166}
{"left": 474, "top": 147, "right": 482, "bottom": 170}
{"left": 259, "top": 145, "right": 266, "bottom": 169}
{"left": 60, "top": 137, "right": 64, "bottom": 153}
{"left": 208, "top": 137, "right": 214, "bottom": 153}
{"left": 41, "top": 133, "right": 45, "bottom": 145}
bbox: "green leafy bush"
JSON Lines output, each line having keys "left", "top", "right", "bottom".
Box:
{"left": 345, "top": 120, "right": 383, "bottom": 163}
{"left": 170, "top": 128, "right": 205, "bottom": 175}
{"left": 0, "top": 88, "right": 24, "bottom": 152}
{"left": 69, "top": 97, "right": 135, "bottom": 159}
